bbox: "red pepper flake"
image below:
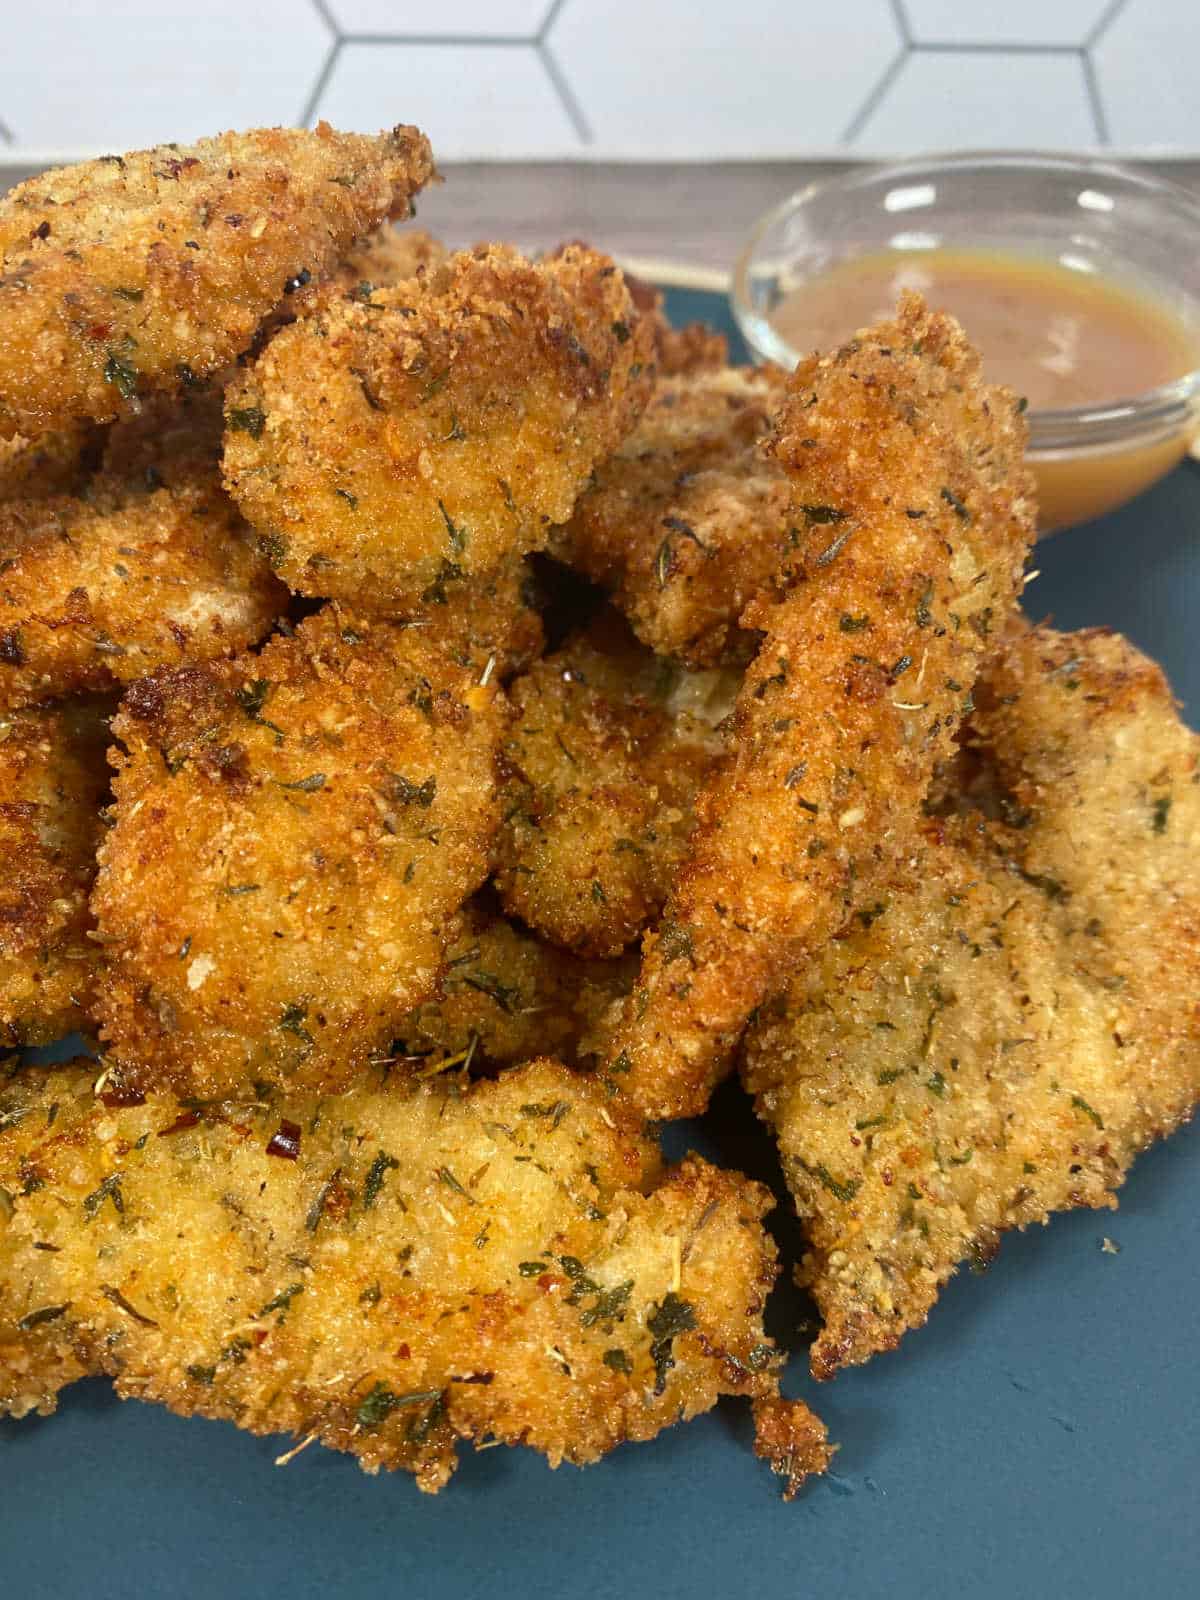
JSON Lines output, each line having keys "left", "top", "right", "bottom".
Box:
{"left": 537, "top": 1274, "right": 556, "bottom": 1293}
{"left": 101, "top": 1082, "right": 146, "bottom": 1109}
{"left": 266, "top": 1119, "right": 302, "bottom": 1160}
{"left": 397, "top": 1342, "right": 411, "bottom": 1360}
{"left": 157, "top": 1110, "right": 200, "bottom": 1137}
{"left": 87, "top": 322, "right": 112, "bottom": 342}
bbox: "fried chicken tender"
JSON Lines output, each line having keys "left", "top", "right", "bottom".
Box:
{"left": 0, "top": 462, "right": 283, "bottom": 710}
{"left": 408, "top": 555, "right": 544, "bottom": 681}
{"left": 557, "top": 363, "right": 790, "bottom": 665}
{"left": 495, "top": 616, "right": 734, "bottom": 957}
{"left": 618, "top": 265, "right": 728, "bottom": 377}
{"left": 0, "top": 1056, "right": 829, "bottom": 1495}
{"left": 742, "top": 625, "right": 1200, "bottom": 1378}
{"left": 92, "top": 606, "right": 507, "bottom": 1098}
{"left": 393, "top": 907, "right": 634, "bottom": 1071}
{"left": 0, "top": 697, "right": 111, "bottom": 1045}
{"left": 607, "top": 295, "right": 1036, "bottom": 1120}
{"left": 222, "top": 244, "right": 655, "bottom": 611}
{"left": 0, "top": 123, "right": 435, "bottom": 437}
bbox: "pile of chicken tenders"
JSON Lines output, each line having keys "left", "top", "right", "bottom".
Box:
{"left": 1, "top": 121, "right": 1196, "bottom": 1498}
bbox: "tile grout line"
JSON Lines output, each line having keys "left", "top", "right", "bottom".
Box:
{"left": 1080, "top": 48, "right": 1111, "bottom": 146}
{"left": 308, "top": 0, "right": 340, "bottom": 40}
{"left": 538, "top": 39, "right": 592, "bottom": 145}
{"left": 537, "top": 0, "right": 573, "bottom": 44}
{"left": 300, "top": 36, "right": 343, "bottom": 129}
{"left": 841, "top": 44, "right": 910, "bottom": 146}
{"left": 1085, "top": 0, "right": 1133, "bottom": 50}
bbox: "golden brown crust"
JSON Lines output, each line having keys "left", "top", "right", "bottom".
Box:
{"left": 92, "top": 605, "right": 507, "bottom": 1097}
{"left": 742, "top": 625, "right": 1200, "bottom": 1378}
{"left": 494, "top": 616, "right": 733, "bottom": 957}
{"left": 0, "top": 1056, "right": 826, "bottom": 1494}
{"left": 0, "top": 697, "right": 111, "bottom": 1045}
{"left": 0, "top": 463, "right": 284, "bottom": 710}
{"left": 606, "top": 295, "right": 1036, "bottom": 1120}
{"left": 392, "top": 907, "right": 634, "bottom": 1071}
{"left": 222, "top": 244, "right": 656, "bottom": 611}
{"left": 0, "top": 123, "right": 435, "bottom": 436}
{"left": 557, "top": 364, "right": 790, "bottom": 665}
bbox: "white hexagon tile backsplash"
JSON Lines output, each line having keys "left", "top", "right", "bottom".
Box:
{"left": 0, "top": 0, "right": 1195, "bottom": 158}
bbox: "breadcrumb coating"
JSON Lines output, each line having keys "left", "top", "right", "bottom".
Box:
{"left": 558, "top": 364, "right": 790, "bottom": 665}
{"left": 606, "top": 295, "right": 1036, "bottom": 1120}
{"left": 0, "top": 462, "right": 284, "bottom": 710}
{"left": 0, "top": 1056, "right": 829, "bottom": 1495}
{"left": 392, "top": 907, "right": 634, "bottom": 1071}
{"left": 0, "top": 123, "right": 435, "bottom": 436}
{"left": 495, "top": 616, "right": 734, "bottom": 957}
{"left": 0, "top": 697, "right": 111, "bottom": 1045}
{"left": 742, "top": 626, "right": 1200, "bottom": 1377}
{"left": 92, "top": 606, "right": 507, "bottom": 1098}
{"left": 223, "top": 244, "right": 655, "bottom": 610}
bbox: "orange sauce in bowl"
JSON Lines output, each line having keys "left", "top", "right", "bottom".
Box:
{"left": 768, "top": 249, "right": 1200, "bottom": 529}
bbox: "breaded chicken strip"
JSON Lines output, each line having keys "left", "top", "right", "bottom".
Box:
{"left": 495, "top": 616, "right": 734, "bottom": 957}
{"left": 607, "top": 296, "right": 1036, "bottom": 1120}
{"left": 393, "top": 907, "right": 634, "bottom": 1071}
{"left": 0, "top": 1056, "right": 830, "bottom": 1496}
{"left": 408, "top": 554, "right": 544, "bottom": 682}
{"left": 557, "top": 364, "right": 790, "bottom": 665}
{"left": 0, "top": 464, "right": 283, "bottom": 710}
{"left": 742, "top": 626, "right": 1200, "bottom": 1378}
{"left": 92, "top": 606, "right": 507, "bottom": 1098}
{"left": 617, "top": 265, "right": 729, "bottom": 378}
{"left": 0, "top": 124, "right": 435, "bottom": 437}
{"left": 223, "top": 244, "right": 655, "bottom": 611}
{"left": 0, "top": 697, "right": 111, "bottom": 1045}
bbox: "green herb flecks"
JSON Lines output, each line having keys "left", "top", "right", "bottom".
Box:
{"left": 647, "top": 1292, "right": 697, "bottom": 1395}
{"left": 356, "top": 1383, "right": 443, "bottom": 1430}
{"left": 83, "top": 1172, "right": 124, "bottom": 1222}
{"left": 800, "top": 1160, "right": 860, "bottom": 1204}
{"left": 1152, "top": 795, "right": 1172, "bottom": 834}
{"left": 363, "top": 1152, "right": 399, "bottom": 1209}
{"left": 1071, "top": 1094, "right": 1104, "bottom": 1129}
{"left": 603, "top": 1347, "right": 632, "bottom": 1374}
{"left": 228, "top": 406, "right": 266, "bottom": 439}
{"left": 259, "top": 1282, "right": 304, "bottom": 1318}
{"left": 104, "top": 352, "right": 139, "bottom": 400}
{"left": 437, "top": 1166, "right": 477, "bottom": 1204}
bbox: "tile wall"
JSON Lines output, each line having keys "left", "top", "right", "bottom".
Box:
{"left": 0, "top": 0, "right": 1195, "bottom": 160}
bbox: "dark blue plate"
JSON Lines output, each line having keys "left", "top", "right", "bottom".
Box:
{"left": 3, "top": 288, "right": 1198, "bottom": 1600}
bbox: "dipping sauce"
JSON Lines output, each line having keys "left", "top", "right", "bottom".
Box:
{"left": 768, "top": 248, "right": 1200, "bottom": 529}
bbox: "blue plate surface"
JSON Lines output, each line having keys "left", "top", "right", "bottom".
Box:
{"left": 3, "top": 287, "right": 1198, "bottom": 1600}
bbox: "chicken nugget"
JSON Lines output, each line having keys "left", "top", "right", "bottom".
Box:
{"left": 0, "top": 1055, "right": 829, "bottom": 1496}
{"left": 222, "top": 244, "right": 655, "bottom": 611}
{"left": 0, "top": 696, "right": 111, "bottom": 1045}
{"left": 605, "top": 295, "right": 1037, "bottom": 1120}
{"left": 392, "top": 906, "right": 634, "bottom": 1071}
{"left": 0, "top": 123, "right": 435, "bottom": 437}
{"left": 92, "top": 605, "right": 507, "bottom": 1097}
{"left": 742, "top": 625, "right": 1200, "bottom": 1377}
{"left": 0, "top": 462, "right": 284, "bottom": 710}
{"left": 557, "top": 363, "right": 790, "bottom": 665}
{"left": 495, "top": 616, "right": 734, "bottom": 958}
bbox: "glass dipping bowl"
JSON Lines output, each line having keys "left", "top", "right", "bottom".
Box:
{"left": 731, "top": 153, "right": 1200, "bottom": 532}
